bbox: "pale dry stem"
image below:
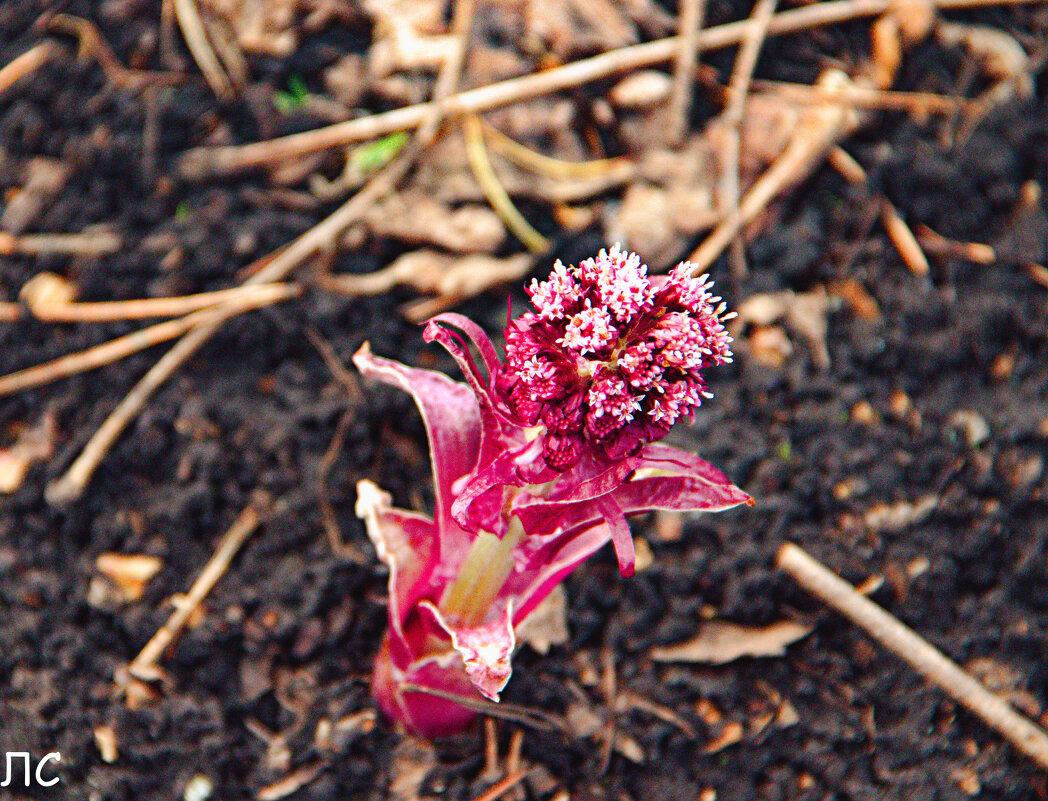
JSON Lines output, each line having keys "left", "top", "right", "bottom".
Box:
{"left": 720, "top": 0, "right": 779, "bottom": 279}
{"left": 777, "top": 543, "right": 1048, "bottom": 769}
{"left": 0, "top": 41, "right": 57, "bottom": 97}
{"left": 753, "top": 80, "right": 977, "bottom": 114}
{"left": 26, "top": 282, "right": 297, "bottom": 323}
{"left": 172, "top": 0, "right": 233, "bottom": 98}
{"left": 129, "top": 502, "right": 266, "bottom": 679}
{"left": 0, "top": 284, "right": 299, "bottom": 397}
{"left": 667, "top": 0, "right": 707, "bottom": 146}
{"left": 689, "top": 72, "right": 865, "bottom": 274}
{"left": 465, "top": 115, "right": 550, "bottom": 254}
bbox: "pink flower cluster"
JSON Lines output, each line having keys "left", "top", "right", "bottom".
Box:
{"left": 496, "top": 246, "right": 735, "bottom": 471}
{"left": 354, "top": 248, "right": 750, "bottom": 738}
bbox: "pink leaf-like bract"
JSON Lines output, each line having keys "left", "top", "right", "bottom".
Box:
{"left": 356, "top": 248, "right": 752, "bottom": 738}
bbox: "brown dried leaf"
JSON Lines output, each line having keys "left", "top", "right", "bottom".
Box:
{"left": 863, "top": 495, "right": 937, "bottom": 532}
{"left": 95, "top": 553, "right": 163, "bottom": 602}
{"left": 1, "top": 157, "right": 73, "bottom": 234}
{"left": 733, "top": 290, "right": 835, "bottom": 370}
{"left": 202, "top": 0, "right": 298, "bottom": 57}
{"left": 703, "top": 720, "right": 744, "bottom": 753}
{"left": 20, "top": 272, "right": 77, "bottom": 316}
{"left": 363, "top": 194, "right": 505, "bottom": 253}
{"left": 516, "top": 584, "right": 569, "bottom": 655}
{"left": 609, "top": 70, "right": 673, "bottom": 110}
{"left": 651, "top": 620, "right": 813, "bottom": 665}
{"left": 389, "top": 737, "right": 438, "bottom": 801}
{"left": 0, "top": 410, "right": 58, "bottom": 493}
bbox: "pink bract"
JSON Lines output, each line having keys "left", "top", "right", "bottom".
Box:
{"left": 354, "top": 248, "right": 751, "bottom": 738}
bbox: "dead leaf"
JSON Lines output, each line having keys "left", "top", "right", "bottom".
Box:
{"left": 388, "top": 736, "right": 438, "bottom": 801}
{"left": 937, "top": 22, "right": 1031, "bottom": 99}
{"left": 516, "top": 584, "right": 569, "bottom": 655}
{"left": 830, "top": 279, "right": 881, "bottom": 320}
{"left": 732, "top": 290, "right": 835, "bottom": 370}
{"left": 20, "top": 272, "right": 77, "bottom": 317}
{"left": 95, "top": 553, "right": 163, "bottom": 602}
{"left": 703, "top": 720, "right": 744, "bottom": 753}
{"left": 748, "top": 325, "right": 793, "bottom": 368}
{"left": 93, "top": 723, "right": 119, "bottom": 764}
{"left": 319, "top": 251, "right": 531, "bottom": 313}
{"left": 202, "top": 0, "right": 298, "bottom": 57}
{"left": 610, "top": 70, "right": 673, "bottom": 110}
{"left": 1, "top": 157, "right": 73, "bottom": 234}
{"left": 651, "top": 620, "right": 813, "bottom": 664}
{"left": 362, "top": 193, "right": 506, "bottom": 253}
{"left": 863, "top": 495, "right": 937, "bottom": 532}
{"left": 0, "top": 410, "right": 58, "bottom": 493}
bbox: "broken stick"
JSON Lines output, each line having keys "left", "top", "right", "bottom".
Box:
{"left": 777, "top": 543, "right": 1048, "bottom": 769}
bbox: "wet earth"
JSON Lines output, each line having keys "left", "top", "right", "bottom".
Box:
{"left": 0, "top": 1, "right": 1046, "bottom": 799}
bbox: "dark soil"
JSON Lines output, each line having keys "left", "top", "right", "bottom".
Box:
{"left": 1, "top": 2, "right": 1046, "bottom": 800}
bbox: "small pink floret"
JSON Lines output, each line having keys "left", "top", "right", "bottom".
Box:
{"left": 527, "top": 259, "right": 579, "bottom": 321}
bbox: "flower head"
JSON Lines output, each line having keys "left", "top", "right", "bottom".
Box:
{"left": 498, "top": 245, "right": 734, "bottom": 471}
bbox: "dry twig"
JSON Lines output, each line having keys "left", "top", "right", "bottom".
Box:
{"left": 0, "top": 284, "right": 299, "bottom": 397}
{"left": 828, "top": 147, "right": 929, "bottom": 274}
{"left": 129, "top": 502, "right": 266, "bottom": 679}
{"left": 0, "top": 41, "right": 57, "bottom": 97}
{"left": 0, "top": 230, "right": 121, "bottom": 258}
{"left": 172, "top": 0, "right": 233, "bottom": 98}
{"left": 753, "top": 80, "right": 977, "bottom": 114}
{"left": 24, "top": 280, "right": 298, "bottom": 323}
{"left": 689, "top": 71, "right": 865, "bottom": 274}
{"left": 48, "top": 15, "right": 181, "bottom": 91}
{"left": 469, "top": 772, "right": 529, "bottom": 801}
{"left": 667, "top": 0, "right": 707, "bottom": 146}
{"left": 720, "top": 0, "right": 779, "bottom": 278}
{"left": 465, "top": 115, "right": 550, "bottom": 254}
{"left": 777, "top": 543, "right": 1048, "bottom": 769}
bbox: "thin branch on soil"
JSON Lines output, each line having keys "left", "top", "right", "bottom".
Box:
{"left": 828, "top": 147, "right": 929, "bottom": 274}
{"left": 777, "top": 543, "right": 1048, "bottom": 769}
{"left": 316, "top": 407, "right": 367, "bottom": 563}
{"left": 667, "top": 0, "right": 707, "bottom": 146}
{"left": 0, "top": 229, "right": 121, "bottom": 258}
{"left": 0, "top": 41, "right": 57, "bottom": 97}
{"left": 172, "top": 0, "right": 233, "bottom": 98}
{"left": 468, "top": 772, "right": 529, "bottom": 801}
{"left": 0, "top": 284, "right": 299, "bottom": 397}
{"left": 175, "top": 0, "right": 1045, "bottom": 179}
{"left": 720, "top": 0, "right": 779, "bottom": 279}
{"left": 128, "top": 502, "right": 266, "bottom": 680}
{"left": 915, "top": 225, "right": 995, "bottom": 264}
{"left": 480, "top": 119, "right": 628, "bottom": 180}
{"left": 753, "top": 80, "right": 978, "bottom": 114}
{"left": 44, "top": 0, "right": 476, "bottom": 505}
{"left": 465, "top": 115, "right": 550, "bottom": 254}
{"left": 23, "top": 281, "right": 300, "bottom": 323}
{"left": 688, "top": 72, "right": 865, "bottom": 275}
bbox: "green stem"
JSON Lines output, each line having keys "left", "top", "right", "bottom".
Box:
{"left": 440, "top": 516, "right": 526, "bottom": 627}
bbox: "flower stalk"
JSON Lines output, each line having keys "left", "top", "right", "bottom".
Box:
{"left": 355, "top": 246, "right": 752, "bottom": 738}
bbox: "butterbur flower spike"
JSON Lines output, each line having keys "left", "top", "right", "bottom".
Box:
{"left": 355, "top": 246, "right": 752, "bottom": 738}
